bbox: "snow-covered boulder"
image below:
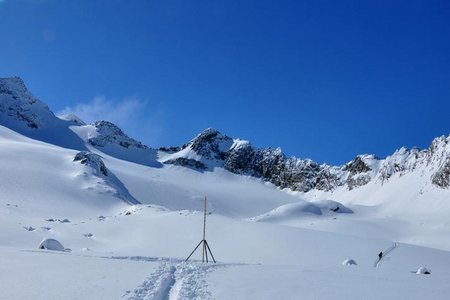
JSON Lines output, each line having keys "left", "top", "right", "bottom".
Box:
{"left": 74, "top": 151, "right": 108, "bottom": 177}
{"left": 38, "top": 238, "right": 65, "bottom": 251}
{"left": 342, "top": 259, "right": 357, "bottom": 266}
{"left": 416, "top": 267, "right": 431, "bottom": 275}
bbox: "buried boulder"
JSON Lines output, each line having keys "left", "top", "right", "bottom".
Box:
{"left": 416, "top": 267, "right": 431, "bottom": 275}
{"left": 342, "top": 259, "right": 358, "bottom": 266}
{"left": 38, "top": 238, "right": 65, "bottom": 251}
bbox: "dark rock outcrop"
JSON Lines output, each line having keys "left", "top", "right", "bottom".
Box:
{"left": 88, "top": 121, "right": 147, "bottom": 149}
{"left": 74, "top": 151, "right": 108, "bottom": 176}
{"left": 164, "top": 157, "right": 207, "bottom": 170}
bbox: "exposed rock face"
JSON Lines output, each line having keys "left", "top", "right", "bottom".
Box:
{"left": 88, "top": 121, "right": 147, "bottom": 149}
{"left": 0, "top": 77, "right": 53, "bottom": 129}
{"left": 346, "top": 175, "right": 371, "bottom": 191}
{"left": 343, "top": 156, "right": 372, "bottom": 175}
{"left": 184, "top": 128, "right": 233, "bottom": 160}
{"left": 432, "top": 158, "right": 450, "bottom": 188}
{"left": 74, "top": 151, "right": 108, "bottom": 176}
{"left": 428, "top": 136, "right": 450, "bottom": 188}
{"left": 224, "top": 141, "right": 255, "bottom": 173}
{"left": 159, "top": 146, "right": 181, "bottom": 153}
{"left": 164, "top": 157, "right": 207, "bottom": 170}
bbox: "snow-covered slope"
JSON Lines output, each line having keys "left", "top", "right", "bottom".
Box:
{"left": 0, "top": 125, "right": 132, "bottom": 217}
{"left": 2, "top": 76, "right": 450, "bottom": 299}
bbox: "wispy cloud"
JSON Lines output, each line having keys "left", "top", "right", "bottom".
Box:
{"left": 58, "top": 96, "right": 143, "bottom": 126}
{"left": 58, "top": 96, "right": 165, "bottom": 146}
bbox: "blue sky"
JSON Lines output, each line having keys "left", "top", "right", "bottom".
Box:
{"left": 1, "top": 0, "right": 449, "bottom": 164}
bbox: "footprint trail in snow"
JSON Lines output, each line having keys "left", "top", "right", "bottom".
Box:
{"left": 125, "top": 261, "right": 222, "bottom": 300}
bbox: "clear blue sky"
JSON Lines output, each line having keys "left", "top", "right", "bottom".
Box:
{"left": 1, "top": 0, "right": 449, "bottom": 164}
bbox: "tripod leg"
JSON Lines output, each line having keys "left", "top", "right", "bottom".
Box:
{"left": 202, "top": 241, "right": 205, "bottom": 263}
{"left": 205, "top": 240, "right": 216, "bottom": 263}
{"left": 185, "top": 240, "right": 203, "bottom": 262}
{"left": 205, "top": 242, "right": 209, "bottom": 263}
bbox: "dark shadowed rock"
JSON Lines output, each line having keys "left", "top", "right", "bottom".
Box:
{"left": 164, "top": 157, "right": 207, "bottom": 170}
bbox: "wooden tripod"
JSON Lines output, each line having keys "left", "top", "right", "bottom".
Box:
{"left": 185, "top": 196, "right": 216, "bottom": 263}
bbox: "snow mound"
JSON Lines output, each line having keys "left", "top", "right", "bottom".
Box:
{"left": 38, "top": 238, "right": 65, "bottom": 251}
{"left": 251, "top": 200, "right": 352, "bottom": 223}
{"left": 416, "top": 267, "right": 431, "bottom": 275}
{"left": 342, "top": 259, "right": 357, "bottom": 266}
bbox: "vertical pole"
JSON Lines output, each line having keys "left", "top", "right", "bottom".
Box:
{"left": 202, "top": 196, "right": 207, "bottom": 263}
{"left": 203, "top": 196, "right": 207, "bottom": 241}
{"left": 185, "top": 196, "right": 217, "bottom": 263}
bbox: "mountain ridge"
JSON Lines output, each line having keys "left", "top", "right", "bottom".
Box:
{"left": 1, "top": 76, "right": 449, "bottom": 195}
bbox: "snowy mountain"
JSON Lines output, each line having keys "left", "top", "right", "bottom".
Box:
{"left": 2, "top": 76, "right": 450, "bottom": 299}
{"left": 72, "top": 120, "right": 162, "bottom": 167}
{"left": 160, "top": 127, "right": 450, "bottom": 194}
{"left": 0, "top": 76, "right": 87, "bottom": 149}
{"left": 2, "top": 76, "right": 449, "bottom": 197}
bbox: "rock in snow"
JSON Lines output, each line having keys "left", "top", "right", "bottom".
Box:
{"left": 73, "top": 151, "right": 140, "bottom": 205}
{"left": 74, "top": 151, "right": 109, "bottom": 177}
{"left": 342, "top": 259, "right": 358, "bottom": 266}
{"left": 416, "top": 267, "right": 431, "bottom": 275}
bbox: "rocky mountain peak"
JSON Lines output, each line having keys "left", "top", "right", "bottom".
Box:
{"left": 185, "top": 128, "right": 234, "bottom": 160}
{"left": 88, "top": 120, "right": 147, "bottom": 149}
{"left": 0, "top": 76, "right": 54, "bottom": 129}
{"left": 0, "top": 76, "right": 27, "bottom": 92}
{"left": 343, "top": 156, "right": 373, "bottom": 175}
{"left": 428, "top": 135, "right": 450, "bottom": 161}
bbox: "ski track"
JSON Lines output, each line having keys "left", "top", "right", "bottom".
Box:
{"left": 124, "top": 261, "right": 223, "bottom": 300}
{"left": 374, "top": 242, "right": 398, "bottom": 268}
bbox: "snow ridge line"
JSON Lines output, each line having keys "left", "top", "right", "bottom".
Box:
{"left": 124, "top": 262, "right": 222, "bottom": 300}
{"left": 374, "top": 242, "right": 398, "bottom": 268}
